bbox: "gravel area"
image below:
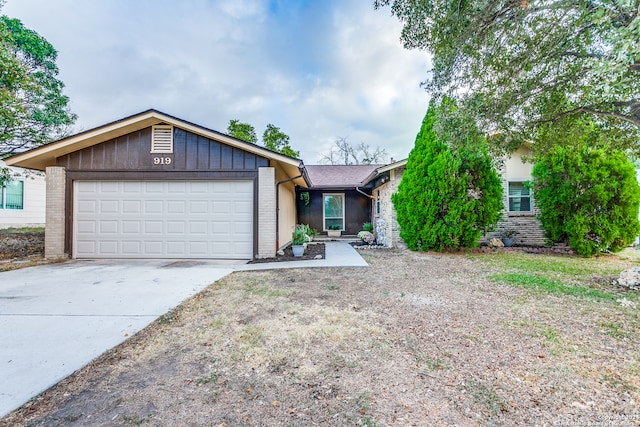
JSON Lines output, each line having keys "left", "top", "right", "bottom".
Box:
{"left": 1, "top": 248, "right": 639, "bottom": 426}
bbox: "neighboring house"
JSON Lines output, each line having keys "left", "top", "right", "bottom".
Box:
{"left": 5, "top": 110, "right": 309, "bottom": 259}
{"left": 0, "top": 159, "right": 46, "bottom": 229}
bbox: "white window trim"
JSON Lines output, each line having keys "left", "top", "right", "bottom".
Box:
{"left": 151, "top": 125, "right": 174, "bottom": 154}
{"left": 1, "top": 179, "right": 24, "bottom": 210}
{"left": 322, "top": 193, "right": 345, "bottom": 231}
{"left": 507, "top": 180, "right": 532, "bottom": 213}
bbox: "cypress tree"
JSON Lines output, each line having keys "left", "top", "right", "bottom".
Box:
{"left": 533, "top": 146, "right": 640, "bottom": 256}
{"left": 392, "top": 100, "right": 503, "bottom": 251}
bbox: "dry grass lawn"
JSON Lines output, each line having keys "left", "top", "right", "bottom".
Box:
{"left": 2, "top": 248, "right": 639, "bottom": 426}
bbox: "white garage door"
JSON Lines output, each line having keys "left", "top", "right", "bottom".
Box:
{"left": 73, "top": 180, "right": 253, "bottom": 259}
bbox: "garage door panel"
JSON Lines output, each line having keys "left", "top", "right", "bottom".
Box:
{"left": 167, "top": 200, "right": 186, "bottom": 214}
{"left": 99, "top": 200, "right": 119, "bottom": 214}
{"left": 166, "top": 221, "right": 186, "bottom": 234}
{"left": 144, "top": 201, "right": 163, "bottom": 214}
{"left": 99, "top": 241, "right": 118, "bottom": 255}
{"left": 74, "top": 180, "right": 253, "bottom": 259}
{"left": 122, "top": 200, "right": 141, "bottom": 213}
{"left": 99, "top": 221, "right": 118, "bottom": 234}
{"left": 122, "top": 241, "right": 141, "bottom": 254}
{"left": 122, "top": 221, "right": 140, "bottom": 233}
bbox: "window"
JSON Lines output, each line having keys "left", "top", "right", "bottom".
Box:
{"left": 508, "top": 181, "right": 531, "bottom": 212}
{"left": 323, "top": 193, "right": 344, "bottom": 230}
{"left": 1, "top": 180, "right": 24, "bottom": 210}
{"left": 151, "top": 125, "right": 174, "bottom": 153}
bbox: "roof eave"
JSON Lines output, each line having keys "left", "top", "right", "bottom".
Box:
{"left": 5, "top": 110, "right": 303, "bottom": 174}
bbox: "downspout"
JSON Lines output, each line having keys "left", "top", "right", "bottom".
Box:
{"left": 355, "top": 186, "right": 375, "bottom": 231}
{"left": 355, "top": 186, "right": 374, "bottom": 199}
{"left": 276, "top": 173, "right": 303, "bottom": 250}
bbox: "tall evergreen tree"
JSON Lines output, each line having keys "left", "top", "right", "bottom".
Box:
{"left": 392, "top": 100, "right": 503, "bottom": 251}
{"left": 533, "top": 145, "right": 640, "bottom": 256}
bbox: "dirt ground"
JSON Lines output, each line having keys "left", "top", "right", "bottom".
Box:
{"left": 2, "top": 247, "right": 640, "bottom": 426}
{"left": 0, "top": 228, "right": 46, "bottom": 271}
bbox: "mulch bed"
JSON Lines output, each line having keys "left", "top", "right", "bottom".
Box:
{"left": 248, "top": 242, "right": 325, "bottom": 263}
{"left": 0, "top": 229, "right": 44, "bottom": 259}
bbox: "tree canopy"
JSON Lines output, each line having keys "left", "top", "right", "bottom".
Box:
{"left": 375, "top": 0, "right": 640, "bottom": 152}
{"left": 226, "top": 119, "right": 258, "bottom": 144}
{"left": 0, "top": 13, "right": 76, "bottom": 156}
{"left": 262, "top": 124, "right": 299, "bottom": 158}
{"left": 226, "top": 119, "right": 299, "bottom": 158}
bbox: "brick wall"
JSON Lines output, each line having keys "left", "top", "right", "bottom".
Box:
{"left": 44, "top": 166, "right": 67, "bottom": 258}
{"left": 257, "top": 167, "right": 276, "bottom": 258}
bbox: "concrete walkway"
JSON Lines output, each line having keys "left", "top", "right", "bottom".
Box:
{"left": 234, "top": 241, "right": 369, "bottom": 271}
{"left": 0, "top": 242, "right": 367, "bottom": 417}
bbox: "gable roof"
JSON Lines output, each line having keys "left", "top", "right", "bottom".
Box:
{"left": 5, "top": 109, "right": 309, "bottom": 186}
{"left": 305, "top": 164, "right": 381, "bottom": 188}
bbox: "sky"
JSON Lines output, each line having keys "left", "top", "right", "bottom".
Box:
{"left": 3, "top": 0, "right": 431, "bottom": 163}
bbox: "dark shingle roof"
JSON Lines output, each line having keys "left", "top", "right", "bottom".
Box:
{"left": 305, "top": 164, "right": 381, "bottom": 188}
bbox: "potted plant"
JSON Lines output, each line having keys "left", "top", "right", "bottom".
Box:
{"left": 500, "top": 229, "right": 518, "bottom": 247}
{"left": 362, "top": 222, "right": 374, "bottom": 233}
{"left": 291, "top": 227, "right": 307, "bottom": 257}
{"left": 327, "top": 224, "right": 342, "bottom": 238}
{"left": 296, "top": 223, "right": 316, "bottom": 242}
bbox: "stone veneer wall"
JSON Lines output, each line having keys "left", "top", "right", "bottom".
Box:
{"left": 374, "top": 167, "right": 406, "bottom": 248}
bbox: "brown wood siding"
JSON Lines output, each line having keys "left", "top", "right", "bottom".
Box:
{"left": 296, "top": 188, "right": 372, "bottom": 235}
{"left": 56, "top": 127, "right": 269, "bottom": 172}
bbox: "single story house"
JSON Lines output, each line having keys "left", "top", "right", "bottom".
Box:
{"left": 6, "top": 110, "right": 544, "bottom": 260}
{"left": 0, "top": 159, "right": 46, "bottom": 229}
{"left": 5, "top": 110, "right": 309, "bottom": 259}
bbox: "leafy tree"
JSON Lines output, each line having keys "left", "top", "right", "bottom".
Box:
{"left": 375, "top": 0, "right": 640, "bottom": 152}
{"left": 226, "top": 119, "right": 257, "bottom": 144}
{"left": 0, "top": 14, "right": 76, "bottom": 156}
{"left": 392, "top": 100, "right": 503, "bottom": 251}
{"left": 226, "top": 120, "right": 299, "bottom": 158}
{"left": 320, "top": 137, "right": 387, "bottom": 165}
{"left": 532, "top": 145, "right": 640, "bottom": 256}
{"left": 262, "top": 123, "right": 299, "bottom": 158}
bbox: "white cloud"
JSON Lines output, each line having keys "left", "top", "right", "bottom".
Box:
{"left": 3, "top": 0, "right": 431, "bottom": 162}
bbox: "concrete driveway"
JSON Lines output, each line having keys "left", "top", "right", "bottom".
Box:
{"left": 0, "top": 259, "right": 239, "bottom": 417}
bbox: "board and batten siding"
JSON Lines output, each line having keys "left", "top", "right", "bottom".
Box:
{"left": 56, "top": 127, "right": 269, "bottom": 172}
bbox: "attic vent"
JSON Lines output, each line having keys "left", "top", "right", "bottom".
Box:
{"left": 151, "top": 125, "right": 174, "bottom": 153}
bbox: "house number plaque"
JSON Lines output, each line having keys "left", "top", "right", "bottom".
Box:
{"left": 153, "top": 157, "right": 172, "bottom": 165}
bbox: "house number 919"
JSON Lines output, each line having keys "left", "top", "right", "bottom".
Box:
{"left": 153, "top": 157, "right": 172, "bottom": 165}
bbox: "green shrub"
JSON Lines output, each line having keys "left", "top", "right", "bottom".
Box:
{"left": 532, "top": 146, "right": 640, "bottom": 256}
{"left": 362, "top": 222, "right": 374, "bottom": 232}
{"left": 392, "top": 100, "right": 503, "bottom": 251}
